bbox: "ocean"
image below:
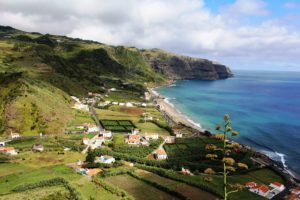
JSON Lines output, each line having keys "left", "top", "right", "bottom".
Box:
{"left": 155, "top": 70, "right": 300, "bottom": 174}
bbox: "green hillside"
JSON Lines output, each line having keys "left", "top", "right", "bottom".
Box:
{"left": 0, "top": 25, "right": 231, "bottom": 137}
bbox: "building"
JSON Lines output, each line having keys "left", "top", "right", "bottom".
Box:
{"left": 144, "top": 116, "right": 153, "bottom": 121}
{"left": 154, "top": 149, "right": 168, "bottom": 160}
{"left": 269, "top": 182, "right": 285, "bottom": 192}
{"left": 245, "top": 182, "right": 258, "bottom": 189}
{"left": 10, "top": 131, "right": 20, "bottom": 139}
{"left": 127, "top": 134, "right": 141, "bottom": 145}
{"left": 165, "top": 136, "right": 175, "bottom": 144}
{"left": 0, "top": 147, "right": 18, "bottom": 155}
{"left": 32, "top": 144, "right": 44, "bottom": 152}
{"left": 0, "top": 141, "right": 6, "bottom": 146}
{"left": 144, "top": 92, "right": 151, "bottom": 101}
{"left": 144, "top": 133, "right": 159, "bottom": 140}
{"left": 131, "top": 128, "right": 140, "bottom": 135}
{"left": 91, "top": 137, "right": 104, "bottom": 149}
{"left": 126, "top": 102, "right": 134, "bottom": 107}
{"left": 100, "top": 130, "right": 112, "bottom": 138}
{"left": 82, "top": 138, "right": 90, "bottom": 145}
{"left": 141, "top": 103, "right": 147, "bottom": 107}
{"left": 84, "top": 123, "right": 99, "bottom": 133}
{"left": 175, "top": 131, "right": 183, "bottom": 138}
{"left": 119, "top": 102, "right": 125, "bottom": 106}
{"left": 72, "top": 102, "right": 89, "bottom": 111}
{"left": 96, "top": 155, "right": 115, "bottom": 164}
{"left": 250, "top": 185, "right": 270, "bottom": 198}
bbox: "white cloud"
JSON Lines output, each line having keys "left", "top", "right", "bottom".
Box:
{"left": 222, "top": 0, "right": 269, "bottom": 16}
{"left": 0, "top": 0, "right": 299, "bottom": 70}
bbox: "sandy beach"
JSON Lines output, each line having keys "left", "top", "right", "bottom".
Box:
{"left": 150, "top": 89, "right": 205, "bottom": 132}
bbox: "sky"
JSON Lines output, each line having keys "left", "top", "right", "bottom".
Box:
{"left": 1, "top": 0, "right": 300, "bottom": 71}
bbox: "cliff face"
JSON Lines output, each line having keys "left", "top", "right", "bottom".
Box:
{"left": 142, "top": 49, "right": 233, "bottom": 80}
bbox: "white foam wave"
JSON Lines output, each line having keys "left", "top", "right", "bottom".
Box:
{"left": 260, "top": 150, "right": 288, "bottom": 168}
{"left": 168, "top": 84, "right": 177, "bottom": 87}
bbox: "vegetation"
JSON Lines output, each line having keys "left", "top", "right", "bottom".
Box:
{"left": 100, "top": 120, "right": 136, "bottom": 132}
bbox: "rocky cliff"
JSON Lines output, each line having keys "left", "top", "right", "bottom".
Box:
{"left": 142, "top": 49, "right": 233, "bottom": 80}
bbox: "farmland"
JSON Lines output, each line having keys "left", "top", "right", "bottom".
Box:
{"left": 105, "top": 174, "right": 180, "bottom": 200}
{"left": 100, "top": 120, "right": 136, "bottom": 132}
{"left": 164, "top": 137, "right": 258, "bottom": 173}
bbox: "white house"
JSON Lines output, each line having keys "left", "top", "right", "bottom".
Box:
{"left": 165, "top": 136, "right": 176, "bottom": 144}
{"left": 144, "top": 133, "right": 159, "bottom": 140}
{"left": 96, "top": 155, "right": 115, "bottom": 164}
{"left": 249, "top": 185, "right": 270, "bottom": 197}
{"left": 85, "top": 124, "right": 99, "bottom": 133}
{"left": 73, "top": 102, "right": 89, "bottom": 111}
{"left": 0, "top": 147, "right": 18, "bottom": 155}
{"left": 131, "top": 128, "right": 140, "bottom": 135}
{"left": 82, "top": 138, "right": 90, "bottom": 145}
{"left": 269, "top": 182, "right": 285, "bottom": 192}
{"left": 144, "top": 116, "right": 153, "bottom": 121}
{"left": 154, "top": 149, "right": 167, "bottom": 160}
{"left": 175, "top": 131, "right": 183, "bottom": 138}
{"left": 126, "top": 102, "right": 134, "bottom": 107}
{"left": 119, "top": 102, "right": 125, "bottom": 106}
{"left": 112, "top": 102, "right": 118, "bottom": 105}
{"left": 10, "top": 131, "right": 20, "bottom": 139}
{"left": 100, "top": 130, "right": 112, "bottom": 138}
{"left": 0, "top": 141, "right": 6, "bottom": 146}
{"left": 32, "top": 144, "right": 44, "bottom": 152}
{"left": 144, "top": 92, "right": 151, "bottom": 100}
{"left": 141, "top": 103, "right": 147, "bottom": 107}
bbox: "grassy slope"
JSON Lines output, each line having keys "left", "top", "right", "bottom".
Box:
{"left": 0, "top": 27, "right": 169, "bottom": 137}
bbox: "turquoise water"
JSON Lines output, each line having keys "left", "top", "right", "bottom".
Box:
{"left": 156, "top": 70, "right": 300, "bottom": 174}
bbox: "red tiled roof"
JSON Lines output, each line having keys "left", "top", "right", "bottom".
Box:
{"left": 128, "top": 135, "right": 140, "bottom": 140}
{"left": 156, "top": 149, "right": 167, "bottom": 155}
{"left": 258, "top": 185, "right": 269, "bottom": 193}
{"left": 272, "top": 182, "right": 282, "bottom": 187}
{"left": 245, "top": 182, "right": 257, "bottom": 188}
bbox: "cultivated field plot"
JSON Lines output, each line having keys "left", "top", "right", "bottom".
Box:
{"left": 136, "top": 169, "right": 217, "bottom": 200}
{"left": 100, "top": 120, "right": 136, "bottom": 132}
{"left": 105, "top": 175, "right": 180, "bottom": 200}
{"left": 164, "top": 137, "right": 258, "bottom": 173}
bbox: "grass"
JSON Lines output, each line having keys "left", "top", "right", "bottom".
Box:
{"left": 105, "top": 174, "right": 180, "bottom": 200}
{"left": 0, "top": 164, "right": 119, "bottom": 200}
{"left": 0, "top": 185, "right": 69, "bottom": 200}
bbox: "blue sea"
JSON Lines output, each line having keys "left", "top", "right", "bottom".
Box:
{"left": 155, "top": 70, "right": 300, "bottom": 174}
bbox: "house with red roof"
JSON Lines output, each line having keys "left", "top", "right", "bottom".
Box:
{"left": 0, "top": 147, "right": 18, "bottom": 155}
{"left": 250, "top": 184, "right": 270, "bottom": 197}
{"left": 154, "top": 148, "right": 167, "bottom": 160}
{"left": 245, "top": 182, "right": 257, "bottom": 189}
{"left": 127, "top": 134, "right": 141, "bottom": 145}
{"left": 270, "top": 182, "right": 285, "bottom": 192}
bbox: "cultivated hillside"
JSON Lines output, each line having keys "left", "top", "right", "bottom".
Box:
{"left": 0, "top": 25, "right": 232, "bottom": 137}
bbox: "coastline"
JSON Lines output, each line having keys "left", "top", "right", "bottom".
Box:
{"left": 150, "top": 88, "right": 205, "bottom": 132}
{"left": 150, "top": 83, "right": 300, "bottom": 184}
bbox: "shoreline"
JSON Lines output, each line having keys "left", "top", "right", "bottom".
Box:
{"left": 150, "top": 88, "right": 205, "bottom": 132}
{"left": 149, "top": 82, "right": 300, "bottom": 183}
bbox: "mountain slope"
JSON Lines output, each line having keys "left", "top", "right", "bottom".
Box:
{"left": 0, "top": 25, "right": 232, "bottom": 137}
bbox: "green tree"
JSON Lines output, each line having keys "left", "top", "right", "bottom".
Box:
{"left": 86, "top": 148, "right": 96, "bottom": 163}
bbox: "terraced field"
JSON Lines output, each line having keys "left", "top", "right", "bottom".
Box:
{"left": 105, "top": 174, "right": 180, "bottom": 200}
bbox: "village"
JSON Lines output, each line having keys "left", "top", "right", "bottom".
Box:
{"left": 0, "top": 89, "right": 299, "bottom": 200}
